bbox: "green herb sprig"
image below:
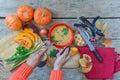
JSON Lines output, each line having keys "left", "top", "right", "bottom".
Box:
{"left": 4, "top": 41, "right": 44, "bottom": 68}
{"left": 51, "top": 36, "right": 58, "bottom": 44}
{"left": 62, "top": 28, "right": 69, "bottom": 35}
{"left": 49, "top": 49, "right": 59, "bottom": 58}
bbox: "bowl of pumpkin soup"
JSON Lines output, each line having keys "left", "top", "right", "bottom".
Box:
{"left": 49, "top": 23, "right": 74, "bottom": 48}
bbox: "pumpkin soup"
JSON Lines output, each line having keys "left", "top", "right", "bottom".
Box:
{"left": 51, "top": 25, "right": 72, "bottom": 45}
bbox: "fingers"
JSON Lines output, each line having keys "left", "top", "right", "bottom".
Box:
{"left": 57, "top": 47, "right": 70, "bottom": 57}
{"left": 57, "top": 49, "right": 63, "bottom": 57}
{"left": 65, "top": 51, "right": 72, "bottom": 61}
{"left": 38, "top": 46, "right": 48, "bottom": 55}
{"left": 62, "top": 47, "right": 70, "bottom": 57}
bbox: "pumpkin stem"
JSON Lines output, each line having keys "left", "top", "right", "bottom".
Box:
{"left": 41, "top": 8, "right": 47, "bottom": 17}
{"left": 23, "top": 12, "right": 28, "bottom": 18}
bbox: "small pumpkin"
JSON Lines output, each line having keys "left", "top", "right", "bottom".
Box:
{"left": 14, "top": 36, "right": 33, "bottom": 48}
{"left": 23, "top": 28, "right": 38, "bottom": 41}
{"left": 34, "top": 8, "right": 52, "bottom": 26}
{"left": 17, "top": 5, "right": 34, "bottom": 22}
{"left": 5, "top": 14, "right": 22, "bottom": 30}
{"left": 19, "top": 32, "right": 35, "bottom": 42}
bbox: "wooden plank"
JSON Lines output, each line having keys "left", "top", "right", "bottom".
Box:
{"left": 0, "top": 19, "right": 120, "bottom": 40}
{"left": 1, "top": 60, "right": 120, "bottom": 80}
{"left": 0, "top": 0, "right": 120, "bottom": 17}
{"left": 28, "top": 66, "right": 120, "bottom": 80}
{"left": 0, "top": 62, "right": 11, "bottom": 80}
{"left": 0, "top": 19, "right": 12, "bottom": 39}
{"left": 111, "top": 40, "right": 120, "bottom": 53}
{"left": 0, "top": 18, "right": 120, "bottom": 79}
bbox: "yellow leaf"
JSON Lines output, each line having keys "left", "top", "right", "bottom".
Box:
{"left": 102, "top": 23, "right": 107, "bottom": 33}
{"left": 104, "top": 30, "right": 108, "bottom": 38}
{"left": 95, "top": 20, "right": 101, "bottom": 29}
{"left": 79, "top": 54, "right": 92, "bottom": 67}
{"left": 79, "top": 58, "right": 87, "bottom": 67}
{"left": 82, "top": 63, "right": 93, "bottom": 73}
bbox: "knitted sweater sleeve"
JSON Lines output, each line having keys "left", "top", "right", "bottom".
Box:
{"left": 8, "top": 63, "right": 33, "bottom": 80}
{"left": 49, "top": 70, "right": 63, "bottom": 80}
{"left": 8, "top": 63, "right": 64, "bottom": 80}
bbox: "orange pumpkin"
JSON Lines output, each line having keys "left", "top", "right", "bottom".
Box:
{"left": 19, "top": 32, "right": 35, "bottom": 42}
{"left": 23, "top": 28, "right": 39, "bottom": 42}
{"left": 14, "top": 36, "right": 33, "bottom": 48}
{"left": 34, "top": 8, "right": 52, "bottom": 26}
{"left": 5, "top": 14, "right": 22, "bottom": 30}
{"left": 17, "top": 5, "right": 34, "bottom": 22}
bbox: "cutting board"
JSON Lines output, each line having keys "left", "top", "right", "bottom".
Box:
{"left": 0, "top": 31, "right": 20, "bottom": 71}
{"left": 47, "top": 54, "right": 80, "bottom": 68}
{"left": 46, "top": 46, "right": 80, "bottom": 68}
{"left": 0, "top": 31, "right": 45, "bottom": 71}
{"left": 0, "top": 31, "right": 81, "bottom": 71}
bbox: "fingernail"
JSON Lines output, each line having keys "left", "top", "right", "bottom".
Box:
{"left": 64, "top": 46, "right": 69, "bottom": 50}
{"left": 65, "top": 47, "right": 70, "bottom": 51}
{"left": 66, "top": 46, "right": 70, "bottom": 50}
{"left": 66, "top": 48, "right": 69, "bottom": 51}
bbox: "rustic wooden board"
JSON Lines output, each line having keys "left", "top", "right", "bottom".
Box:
{"left": 0, "top": 30, "right": 46, "bottom": 71}
{"left": 0, "top": 31, "right": 19, "bottom": 60}
{"left": 0, "top": 31, "right": 20, "bottom": 70}
{"left": 0, "top": 0, "right": 120, "bottom": 17}
{"left": 0, "top": 0, "right": 120, "bottom": 79}
{"left": 0, "top": 11, "right": 120, "bottom": 80}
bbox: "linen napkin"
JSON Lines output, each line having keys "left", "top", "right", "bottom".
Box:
{"left": 78, "top": 47, "right": 120, "bottom": 79}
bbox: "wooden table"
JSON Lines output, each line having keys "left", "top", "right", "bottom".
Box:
{"left": 0, "top": 0, "right": 120, "bottom": 80}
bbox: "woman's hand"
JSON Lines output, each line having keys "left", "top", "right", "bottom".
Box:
{"left": 54, "top": 47, "right": 71, "bottom": 70}
{"left": 26, "top": 46, "right": 48, "bottom": 68}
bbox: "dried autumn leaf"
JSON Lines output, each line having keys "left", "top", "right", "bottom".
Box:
{"left": 79, "top": 54, "right": 93, "bottom": 73}
{"left": 83, "top": 54, "right": 92, "bottom": 62}
{"left": 79, "top": 58, "right": 87, "bottom": 67}
{"left": 95, "top": 20, "right": 108, "bottom": 38}
{"left": 82, "top": 63, "right": 93, "bottom": 73}
{"left": 95, "top": 20, "right": 101, "bottom": 29}
{"left": 104, "top": 30, "right": 108, "bottom": 38}
{"left": 79, "top": 54, "right": 92, "bottom": 67}
{"left": 104, "top": 39, "right": 112, "bottom": 47}
{"left": 102, "top": 23, "right": 107, "bottom": 33}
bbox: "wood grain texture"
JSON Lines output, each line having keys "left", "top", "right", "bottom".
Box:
{"left": 47, "top": 54, "right": 80, "bottom": 68}
{"left": 0, "top": 31, "right": 20, "bottom": 71}
{"left": 0, "top": 19, "right": 120, "bottom": 53}
{"left": 0, "top": 0, "right": 120, "bottom": 79}
{"left": 0, "top": 30, "right": 46, "bottom": 71}
{"left": 0, "top": 19, "right": 120, "bottom": 40}
{"left": 0, "top": 26, "right": 120, "bottom": 79}
{"left": 0, "top": 0, "right": 120, "bottom": 17}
